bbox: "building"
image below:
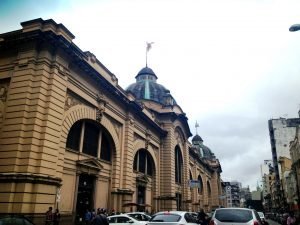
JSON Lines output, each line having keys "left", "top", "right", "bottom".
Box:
{"left": 0, "top": 19, "right": 223, "bottom": 225}
{"left": 223, "top": 181, "right": 241, "bottom": 207}
{"left": 289, "top": 121, "right": 300, "bottom": 214}
{"left": 268, "top": 118, "right": 300, "bottom": 210}
{"left": 240, "top": 186, "right": 251, "bottom": 207}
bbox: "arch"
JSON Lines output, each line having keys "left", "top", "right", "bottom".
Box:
{"left": 60, "top": 105, "right": 120, "bottom": 157}
{"left": 174, "top": 126, "right": 186, "bottom": 146}
{"left": 133, "top": 149, "right": 155, "bottom": 176}
{"left": 133, "top": 140, "right": 158, "bottom": 173}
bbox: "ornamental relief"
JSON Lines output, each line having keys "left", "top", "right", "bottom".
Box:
{"left": 0, "top": 80, "right": 10, "bottom": 129}
{"left": 64, "top": 91, "right": 91, "bottom": 111}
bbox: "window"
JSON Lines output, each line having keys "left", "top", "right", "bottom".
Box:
{"left": 133, "top": 149, "right": 154, "bottom": 176}
{"left": 66, "top": 120, "right": 113, "bottom": 161}
{"left": 100, "top": 132, "right": 111, "bottom": 161}
{"left": 207, "top": 181, "right": 211, "bottom": 197}
{"left": 82, "top": 122, "right": 99, "bottom": 157}
{"left": 175, "top": 146, "right": 183, "bottom": 184}
{"left": 66, "top": 121, "right": 82, "bottom": 151}
{"left": 215, "top": 209, "right": 253, "bottom": 222}
{"left": 198, "top": 175, "right": 203, "bottom": 194}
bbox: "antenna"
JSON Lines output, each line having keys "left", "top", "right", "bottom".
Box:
{"left": 146, "top": 42, "right": 154, "bottom": 67}
{"left": 195, "top": 121, "right": 199, "bottom": 135}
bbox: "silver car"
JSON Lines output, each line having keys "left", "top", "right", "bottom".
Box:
{"left": 210, "top": 208, "right": 262, "bottom": 225}
{"left": 146, "top": 211, "right": 198, "bottom": 225}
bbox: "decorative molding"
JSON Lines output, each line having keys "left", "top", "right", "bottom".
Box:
{"left": 0, "top": 173, "right": 62, "bottom": 186}
{"left": 145, "top": 129, "right": 151, "bottom": 149}
{"left": 65, "top": 93, "right": 83, "bottom": 111}
{"left": 96, "top": 92, "right": 107, "bottom": 122}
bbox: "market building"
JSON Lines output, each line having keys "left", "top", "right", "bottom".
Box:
{"left": 0, "top": 18, "right": 222, "bottom": 225}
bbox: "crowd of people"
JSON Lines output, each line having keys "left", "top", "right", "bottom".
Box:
{"left": 83, "top": 208, "right": 109, "bottom": 225}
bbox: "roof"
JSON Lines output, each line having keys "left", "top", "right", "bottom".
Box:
{"left": 126, "top": 66, "right": 177, "bottom": 106}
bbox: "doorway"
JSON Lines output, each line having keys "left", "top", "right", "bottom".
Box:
{"left": 76, "top": 174, "right": 95, "bottom": 222}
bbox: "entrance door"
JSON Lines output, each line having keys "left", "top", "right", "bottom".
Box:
{"left": 76, "top": 174, "right": 94, "bottom": 221}
{"left": 137, "top": 186, "right": 146, "bottom": 211}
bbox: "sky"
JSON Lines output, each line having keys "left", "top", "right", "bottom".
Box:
{"left": 1, "top": 0, "right": 300, "bottom": 191}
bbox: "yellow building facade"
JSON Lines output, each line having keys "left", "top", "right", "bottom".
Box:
{"left": 0, "top": 18, "right": 222, "bottom": 225}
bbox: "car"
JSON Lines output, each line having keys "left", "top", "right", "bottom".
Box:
{"left": 258, "top": 212, "right": 265, "bottom": 220}
{"left": 125, "top": 212, "right": 152, "bottom": 221}
{"left": 146, "top": 211, "right": 198, "bottom": 225}
{"left": 209, "top": 208, "right": 262, "bottom": 225}
{"left": 0, "top": 215, "right": 35, "bottom": 225}
{"left": 108, "top": 214, "right": 148, "bottom": 225}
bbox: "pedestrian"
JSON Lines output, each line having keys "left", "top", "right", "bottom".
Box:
{"left": 85, "top": 209, "right": 92, "bottom": 225}
{"left": 91, "top": 209, "right": 96, "bottom": 219}
{"left": 53, "top": 209, "right": 61, "bottom": 225}
{"left": 197, "top": 209, "right": 208, "bottom": 225}
{"left": 287, "top": 212, "right": 296, "bottom": 225}
{"left": 91, "top": 208, "right": 109, "bottom": 225}
{"left": 45, "top": 206, "right": 53, "bottom": 225}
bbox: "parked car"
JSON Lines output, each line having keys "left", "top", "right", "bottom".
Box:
{"left": 209, "top": 208, "right": 262, "bottom": 225}
{"left": 146, "top": 211, "right": 198, "bottom": 225}
{"left": 108, "top": 214, "right": 148, "bottom": 225}
{"left": 258, "top": 212, "right": 265, "bottom": 220}
{"left": 0, "top": 215, "right": 35, "bottom": 225}
{"left": 125, "top": 212, "right": 152, "bottom": 221}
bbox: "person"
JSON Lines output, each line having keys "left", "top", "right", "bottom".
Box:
{"left": 91, "top": 208, "right": 109, "bottom": 225}
{"left": 287, "top": 212, "right": 296, "bottom": 225}
{"left": 85, "top": 209, "right": 92, "bottom": 225}
{"left": 53, "top": 209, "right": 61, "bottom": 225}
{"left": 45, "top": 206, "right": 53, "bottom": 225}
{"left": 91, "top": 209, "right": 96, "bottom": 219}
{"left": 197, "top": 209, "right": 208, "bottom": 225}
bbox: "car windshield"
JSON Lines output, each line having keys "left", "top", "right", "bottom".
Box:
{"left": 150, "top": 214, "right": 181, "bottom": 222}
{"left": 215, "top": 209, "right": 253, "bottom": 223}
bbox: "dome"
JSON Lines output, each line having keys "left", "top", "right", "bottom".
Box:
{"left": 126, "top": 67, "right": 177, "bottom": 105}
{"left": 192, "top": 135, "right": 215, "bottom": 160}
{"left": 192, "top": 134, "right": 203, "bottom": 143}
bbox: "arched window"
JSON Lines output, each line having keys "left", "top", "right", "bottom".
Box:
{"left": 207, "top": 181, "right": 211, "bottom": 197}
{"left": 175, "top": 146, "right": 183, "bottom": 184}
{"left": 66, "top": 120, "right": 112, "bottom": 161}
{"left": 198, "top": 175, "right": 203, "bottom": 194}
{"left": 189, "top": 171, "right": 193, "bottom": 191}
{"left": 133, "top": 149, "right": 154, "bottom": 176}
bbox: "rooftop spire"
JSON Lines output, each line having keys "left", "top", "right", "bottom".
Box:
{"left": 146, "top": 42, "right": 154, "bottom": 67}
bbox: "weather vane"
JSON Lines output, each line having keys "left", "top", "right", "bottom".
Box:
{"left": 146, "top": 42, "right": 154, "bottom": 67}
{"left": 195, "top": 121, "right": 199, "bottom": 135}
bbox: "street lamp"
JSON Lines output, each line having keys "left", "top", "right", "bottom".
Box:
{"left": 289, "top": 24, "right": 300, "bottom": 32}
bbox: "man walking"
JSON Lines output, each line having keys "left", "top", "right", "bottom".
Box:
{"left": 91, "top": 208, "right": 109, "bottom": 225}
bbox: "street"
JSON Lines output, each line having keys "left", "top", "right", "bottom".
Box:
{"left": 267, "top": 219, "right": 281, "bottom": 225}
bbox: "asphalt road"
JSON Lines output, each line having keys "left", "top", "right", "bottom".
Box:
{"left": 267, "top": 219, "right": 281, "bottom": 225}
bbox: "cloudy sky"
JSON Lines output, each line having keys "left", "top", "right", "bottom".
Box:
{"left": 1, "top": 0, "right": 300, "bottom": 191}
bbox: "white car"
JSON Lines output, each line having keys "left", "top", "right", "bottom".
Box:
{"left": 257, "top": 212, "right": 265, "bottom": 220}
{"left": 125, "top": 212, "right": 152, "bottom": 221}
{"left": 210, "top": 208, "right": 262, "bottom": 225}
{"left": 108, "top": 214, "right": 148, "bottom": 225}
{"left": 147, "top": 211, "right": 198, "bottom": 225}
